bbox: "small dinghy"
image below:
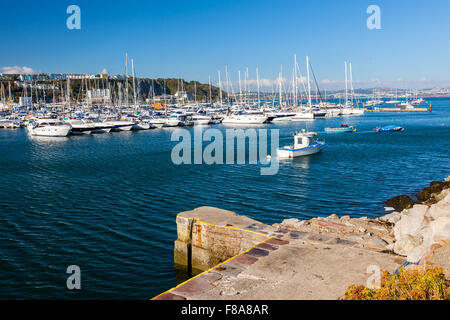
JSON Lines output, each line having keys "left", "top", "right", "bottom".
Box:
{"left": 325, "top": 123, "right": 356, "bottom": 133}
{"left": 375, "top": 125, "right": 405, "bottom": 133}
{"left": 277, "top": 129, "right": 325, "bottom": 159}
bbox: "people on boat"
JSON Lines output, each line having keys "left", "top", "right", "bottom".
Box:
{"left": 340, "top": 123, "right": 349, "bottom": 128}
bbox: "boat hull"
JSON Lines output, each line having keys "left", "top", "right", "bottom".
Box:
{"left": 27, "top": 125, "right": 72, "bottom": 137}
{"left": 222, "top": 116, "right": 268, "bottom": 124}
{"left": 277, "top": 142, "right": 325, "bottom": 159}
{"left": 325, "top": 127, "right": 355, "bottom": 133}
{"left": 375, "top": 126, "right": 404, "bottom": 133}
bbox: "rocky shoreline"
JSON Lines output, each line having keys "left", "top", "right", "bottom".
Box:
{"left": 381, "top": 176, "right": 450, "bottom": 272}
{"left": 280, "top": 175, "right": 450, "bottom": 274}
{"left": 155, "top": 176, "right": 449, "bottom": 300}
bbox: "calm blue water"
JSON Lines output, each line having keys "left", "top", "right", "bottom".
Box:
{"left": 0, "top": 98, "right": 449, "bottom": 299}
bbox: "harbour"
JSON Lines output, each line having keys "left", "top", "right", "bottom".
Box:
{"left": 0, "top": 98, "right": 449, "bottom": 299}
{"left": 1, "top": 0, "right": 450, "bottom": 304}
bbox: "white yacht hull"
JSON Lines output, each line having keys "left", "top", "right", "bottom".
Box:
{"left": 290, "top": 112, "right": 315, "bottom": 120}
{"left": 222, "top": 115, "right": 268, "bottom": 124}
{"left": 277, "top": 142, "right": 325, "bottom": 159}
{"left": 27, "top": 125, "right": 71, "bottom": 137}
{"left": 341, "top": 108, "right": 364, "bottom": 116}
{"left": 118, "top": 125, "right": 133, "bottom": 131}
{"left": 193, "top": 119, "right": 211, "bottom": 125}
{"left": 164, "top": 119, "right": 180, "bottom": 127}
{"left": 132, "top": 122, "right": 151, "bottom": 130}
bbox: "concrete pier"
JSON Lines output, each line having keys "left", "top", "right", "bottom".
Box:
{"left": 157, "top": 208, "right": 407, "bottom": 300}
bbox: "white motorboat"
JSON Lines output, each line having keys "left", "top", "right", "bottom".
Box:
{"left": 191, "top": 114, "right": 212, "bottom": 125}
{"left": 221, "top": 111, "right": 268, "bottom": 124}
{"left": 290, "top": 111, "right": 315, "bottom": 121}
{"left": 27, "top": 119, "right": 72, "bottom": 137}
{"left": 164, "top": 114, "right": 181, "bottom": 127}
{"left": 149, "top": 117, "right": 165, "bottom": 128}
{"left": 102, "top": 117, "right": 135, "bottom": 131}
{"left": 64, "top": 118, "right": 96, "bottom": 135}
{"left": 277, "top": 129, "right": 325, "bottom": 159}
{"left": 340, "top": 107, "right": 365, "bottom": 116}
{"left": 0, "top": 119, "right": 21, "bottom": 128}
{"left": 132, "top": 121, "right": 152, "bottom": 130}
{"left": 269, "top": 112, "right": 297, "bottom": 122}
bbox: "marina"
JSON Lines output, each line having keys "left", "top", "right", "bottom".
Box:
{"left": 1, "top": 0, "right": 450, "bottom": 304}
{"left": 0, "top": 98, "right": 449, "bottom": 299}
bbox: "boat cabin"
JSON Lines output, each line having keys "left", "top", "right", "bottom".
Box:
{"left": 293, "top": 131, "right": 316, "bottom": 149}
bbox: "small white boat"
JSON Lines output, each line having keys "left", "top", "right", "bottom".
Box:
{"left": 277, "top": 129, "right": 325, "bottom": 159}
{"left": 132, "top": 121, "right": 152, "bottom": 130}
{"left": 27, "top": 119, "right": 72, "bottom": 137}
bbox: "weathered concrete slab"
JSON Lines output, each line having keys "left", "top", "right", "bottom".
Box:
{"left": 186, "top": 240, "right": 404, "bottom": 300}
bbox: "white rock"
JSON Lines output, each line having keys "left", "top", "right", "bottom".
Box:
{"left": 429, "top": 216, "right": 450, "bottom": 242}
{"left": 394, "top": 235, "right": 423, "bottom": 256}
{"left": 394, "top": 205, "right": 429, "bottom": 240}
{"left": 427, "top": 201, "right": 450, "bottom": 220}
{"left": 281, "top": 218, "right": 300, "bottom": 228}
{"left": 294, "top": 221, "right": 306, "bottom": 228}
{"left": 393, "top": 205, "right": 430, "bottom": 256}
{"left": 434, "top": 189, "right": 450, "bottom": 203}
{"left": 406, "top": 217, "right": 450, "bottom": 262}
{"left": 379, "top": 211, "right": 401, "bottom": 224}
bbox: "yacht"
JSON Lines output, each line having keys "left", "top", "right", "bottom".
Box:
{"left": 164, "top": 114, "right": 181, "bottom": 127}
{"left": 290, "top": 111, "right": 315, "bottom": 121}
{"left": 64, "top": 118, "right": 96, "bottom": 135}
{"left": 102, "top": 116, "right": 135, "bottom": 131}
{"left": 191, "top": 114, "right": 212, "bottom": 125}
{"left": 221, "top": 111, "right": 268, "bottom": 124}
{"left": 27, "top": 119, "right": 72, "bottom": 137}
{"left": 132, "top": 121, "right": 152, "bottom": 130}
{"left": 149, "top": 117, "right": 165, "bottom": 129}
{"left": 0, "top": 119, "right": 21, "bottom": 128}
{"left": 270, "top": 112, "right": 297, "bottom": 122}
{"left": 340, "top": 106, "right": 365, "bottom": 116}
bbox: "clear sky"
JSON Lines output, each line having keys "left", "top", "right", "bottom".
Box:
{"left": 1, "top": 0, "right": 450, "bottom": 89}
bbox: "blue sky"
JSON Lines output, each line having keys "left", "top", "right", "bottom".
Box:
{"left": 1, "top": 0, "right": 450, "bottom": 89}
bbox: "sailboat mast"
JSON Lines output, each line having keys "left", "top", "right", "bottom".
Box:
{"left": 306, "top": 56, "right": 312, "bottom": 110}
{"left": 279, "top": 65, "right": 283, "bottom": 108}
{"left": 294, "top": 54, "right": 298, "bottom": 108}
{"left": 256, "top": 67, "right": 260, "bottom": 108}
{"left": 208, "top": 76, "right": 212, "bottom": 104}
{"left": 218, "top": 71, "right": 223, "bottom": 105}
{"left": 238, "top": 70, "right": 242, "bottom": 106}
{"left": 349, "top": 62, "right": 354, "bottom": 109}
{"left": 344, "top": 61, "right": 348, "bottom": 106}
{"left": 131, "top": 58, "right": 137, "bottom": 108}
{"left": 125, "top": 53, "right": 129, "bottom": 108}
